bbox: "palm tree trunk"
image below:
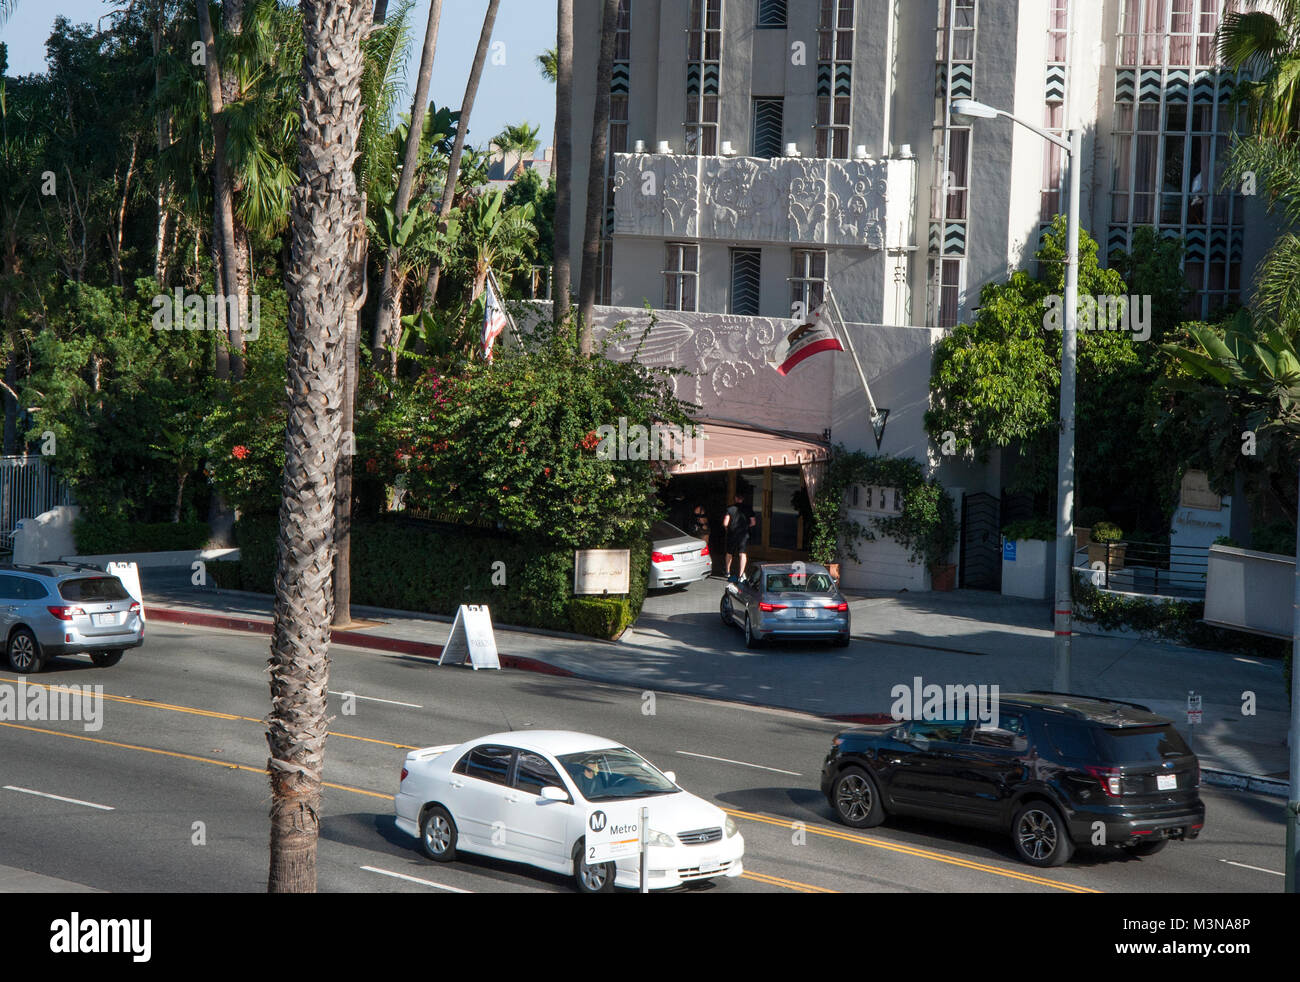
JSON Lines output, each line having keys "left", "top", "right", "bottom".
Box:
{"left": 576, "top": 0, "right": 619, "bottom": 353}
{"left": 373, "top": 0, "right": 444, "bottom": 364}
{"left": 268, "top": 0, "right": 371, "bottom": 894}
{"left": 422, "top": 0, "right": 500, "bottom": 308}
{"left": 552, "top": 0, "right": 573, "bottom": 330}
{"left": 334, "top": 192, "right": 367, "bottom": 628}
{"left": 196, "top": 0, "right": 246, "bottom": 378}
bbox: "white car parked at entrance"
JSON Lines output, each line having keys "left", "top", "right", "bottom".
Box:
{"left": 394, "top": 731, "right": 745, "bottom": 892}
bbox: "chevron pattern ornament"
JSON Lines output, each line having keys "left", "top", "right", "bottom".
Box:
{"left": 835, "top": 64, "right": 852, "bottom": 97}
{"left": 1185, "top": 228, "right": 1206, "bottom": 261}
{"left": 1166, "top": 69, "right": 1189, "bottom": 104}
{"left": 1108, "top": 225, "right": 1129, "bottom": 256}
{"left": 1139, "top": 69, "right": 1162, "bottom": 103}
{"left": 930, "top": 222, "right": 942, "bottom": 254}
{"left": 1209, "top": 228, "right": 1227, "bottom": 262}
{"left": 1046, "top": 64, "right": 1066, "bottom": 102}
{"left": 1116, "top": 69, "right": 1136, "bottom": 102}
{"left": 950, "top": 63, "right": 973, "bottom": 101}
{"left": 1230, "top": 230, "right": 1243, "bottom": 263}
{"left": 611, "top": 62, "right": 629, "bottom": 95}
{"left": 944, "top": 222, "right": 966, "bottom": 256}
{"left": 1192, "top": 70, "right": 1216, "bottom": 104}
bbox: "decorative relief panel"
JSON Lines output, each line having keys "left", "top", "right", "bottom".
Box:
{"left": 613, "top": 153, "right": 908, "bottom": 250}
{"left": 587, "top": 305, "right": 833, "bottom": 436}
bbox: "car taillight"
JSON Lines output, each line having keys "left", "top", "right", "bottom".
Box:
{"left": 400, "top": 767, "right": 408, "bottom": 783}
{"left": 1192, "top": 760, "right": 1200, "bottom": 788}
{"left": 651, "top": 551, "right": 673, "bottom": 564}
{"left": 700, "top": 545, "right": 709, "bottom": 557}
{"left": 1085, "top": 765, "right": 1123, "bottom": 798}
{"left": 129, "top": 602, "right": 141, "bottom": 614}
{"left": 758, "top": 602, "right": 788, "bottom": 612}
{"left": 47, "top": 606, "right": 85, "bottom": 621}
{"left": 825, "top": 602, "right": 848, "bottom": 611}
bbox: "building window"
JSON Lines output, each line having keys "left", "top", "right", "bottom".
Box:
{"left": 945, "top": 126, "right": 970, "bottom": 221}
{"left": 758, "top": 0, "right": 787, "bottom": 28}
{"left": 939, "top": 259, "right": 961, "bottom": 329}
{"left": 1118, "top": 0, "right": 1233, "bottom": 68}
{"left": 816, "top": 0, "right": 854, "bottom": 158}
{"left": 598, "top": 241, "right": 615, "bottom": 306}
{"left": 791, "top": 250, "right": 827, "bottom": 315}
{"left": 730, "top": 249, "right": 762, "bottom": 316}
{"left": 665, "top": 243, "right": 699, "bottom": 311}
{"left": 752, "top": 98, "right": 784, "bottom": 157}
{"left": 614, "top": 0, "right": 631, "bottom": 61}
{"left": 686, "top": 0, "right": 722, "bottom": 156}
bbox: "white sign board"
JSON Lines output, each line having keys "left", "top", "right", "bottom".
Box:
{"left": 574, "top": 549, "right": 630, "bottom": 596}
{"left": 437, "top": 605, "right": 500, "bottom": 670}
{"left": 585, "top": 803, "right": 643, "bottom": 864}
{"left": 106, "top": 561, "right": 144, "bottom": 621}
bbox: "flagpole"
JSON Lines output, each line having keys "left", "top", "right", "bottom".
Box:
{"left": 486, "top": 265, "right": 520, "bottom": 340}
{"left": 824, "top": 284, "right": 879, "bottom": 419}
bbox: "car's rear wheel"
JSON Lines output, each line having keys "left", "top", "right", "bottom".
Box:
{"left": 831, "top": 766, "right": 885, "bottom": 828}
{"left": 1124, "top": 838, "right": 1168, "bottom": 857}
{"left": 719, "top": 594, "right": 734, "bottom": 627}
{"left": 8, "top": 628, "right": 44, "bottom": 674}
{"left": 420, "top": 806, "right": 458, "bottom": 863}
{"left": 574, "top": 838, "right": 616, "bottom": 893}
{"left": 744, "top": 615, "right": 763, "bottom": 649}
{"left": 90, "top": 650, "right": 123, "bottom": 668}
{"left": 833, "top": 632, "right": 851, "bottom": 648}
{"left": 1012, "top": 801, "right": 1074, "bottom": 867}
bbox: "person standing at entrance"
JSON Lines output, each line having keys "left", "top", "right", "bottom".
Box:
{"left": 723, "top": 492, "right": 756, "bottom": 583}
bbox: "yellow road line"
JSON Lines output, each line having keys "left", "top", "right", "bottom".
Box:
{"left": 742, "top": 870, "right": 838, "bottom": 894}
{"left": 0, "top": 720, "right": 394, "bottom": 800}
{"left": 723, "top": 806, "right": 1101, "bottom": 894}
{"left": 0, "top": 676, "right": 420, "bottom": 751}
{"left": 1, "top": 720, "right": 838, "bottom": 893}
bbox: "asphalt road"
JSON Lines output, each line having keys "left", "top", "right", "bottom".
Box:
{"left": 0, "top": 622, "right": 1287, "bottom": 894}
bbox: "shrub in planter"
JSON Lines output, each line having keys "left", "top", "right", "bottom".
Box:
{"left": 1088, "top": 521, "right": 1127, "bottom": 569}
{"left": 568, "top": 596, "right": 634, "bottom": 640}
{"left": 1002, "top": 518, "right": 1055, "bottom": 542}
{"left": 74, "top": 516, "right": 211, "bottom": 555}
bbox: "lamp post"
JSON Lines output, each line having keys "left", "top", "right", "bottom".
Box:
{"left": 951, "top": 98, "right": 1082, "bottom": 693}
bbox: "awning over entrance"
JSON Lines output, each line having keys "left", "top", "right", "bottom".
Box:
{"left": 669, "top": 423, "right": 829, "bottom": 476}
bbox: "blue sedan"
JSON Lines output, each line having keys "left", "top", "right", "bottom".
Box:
{"left": 719, "top": 562, "right": 851, "bottom": 649}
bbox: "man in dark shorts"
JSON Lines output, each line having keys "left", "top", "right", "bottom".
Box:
{"left": 722, "top": 492, "right": 756, "bottom": 583}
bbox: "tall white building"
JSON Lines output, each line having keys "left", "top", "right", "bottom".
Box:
{"left": 564, "top": 0, "right": 1269, "bottom": 591}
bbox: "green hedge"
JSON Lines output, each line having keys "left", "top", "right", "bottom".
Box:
{"left": 231, "top": 516, "right": 649, "bottom": 638}
{"left": 568, "top": 596, "right": 634, "bottom": 640}
{"left": 74, "top": 516, "right": 211, "bottom": 555}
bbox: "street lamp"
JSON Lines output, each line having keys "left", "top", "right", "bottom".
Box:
{"left": 951, "top": 98, "right": 1083, "bottom": 693}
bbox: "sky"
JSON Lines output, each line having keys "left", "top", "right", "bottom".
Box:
{"left": 1, "top": 0, "right": 558, "bottom": 152}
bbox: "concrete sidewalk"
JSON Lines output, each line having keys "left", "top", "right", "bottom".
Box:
{"left": 140, "top": 568, "right": 1291, "bottom": 786}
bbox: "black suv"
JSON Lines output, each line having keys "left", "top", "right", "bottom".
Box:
{"left": 820, "top": 693, "right": 1205, "bottom": 867}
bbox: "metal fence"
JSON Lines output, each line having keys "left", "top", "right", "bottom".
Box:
{"left": 1080, "top": 539, "right": 1210, "bottom": 599}
{"left": 0, "top": 456, "right": 74, "bottom": 555}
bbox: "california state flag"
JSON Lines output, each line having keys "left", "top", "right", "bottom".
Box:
{"left": 482, "top": 277, "right": 509, "bottom": 362}
{"left": 770, "top": 302, "right": 843, "bottom": 376}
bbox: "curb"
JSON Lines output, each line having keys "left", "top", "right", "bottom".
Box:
{"left": 145, "top": 606, "right": 576, "bottom": 678}
{"left": 1199, "top": 768, "right": 1290, "bottom": 799}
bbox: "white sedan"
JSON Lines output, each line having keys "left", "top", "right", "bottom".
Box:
{"left": 394, "top": 730, "right": 745, "bottom": 892}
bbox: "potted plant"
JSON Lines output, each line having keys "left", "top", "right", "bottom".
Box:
{"left": 1088, "top": 520, "right": 1126, "bottom": 571}
{"left": 1001, "top": 518, "right": 1055, "bottom": 599}
{"left": 1075, "top": 506, "right": 1108, "bottom": 551}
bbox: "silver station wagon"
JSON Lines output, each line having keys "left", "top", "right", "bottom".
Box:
{"left": 719, "top": 562, "right": 851, "bottom": 649}
{"left": 0, "top": 563, "right": 144, "bottom": 672}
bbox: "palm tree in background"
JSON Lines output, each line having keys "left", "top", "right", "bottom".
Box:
{"left": 576, "top": 0, "right": 619, "bottom": 353}
{"left": 552, "top": 0, "right": 573, "bottom": 329}
{"left": 537, "top": 47, "right": 557, "bottom": 83}
{"left": 422, "top": 0, "right": 500, "bottom": 314}
{"left": 268, "top": 0, "right": 371, "bottom": 894}
{"left": 1219, "top": 0, "right": 1300, "bottom": 141}
{"left": 495, "top": 121, "right": 540, "bottom": 176}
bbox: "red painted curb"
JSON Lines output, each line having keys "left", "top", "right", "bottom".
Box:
{"left": 145, "top": 605, "right": 575, "bottom": 678}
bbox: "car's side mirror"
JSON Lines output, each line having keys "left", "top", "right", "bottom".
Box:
{"left": 662, "top": 771, "right": 676, "bottom": 784}
{"left": 539, "top": 785, "right": 568, "bottom": 801}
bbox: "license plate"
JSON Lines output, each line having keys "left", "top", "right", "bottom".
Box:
{"left": 1156, "top": 774, "right": 1177, "bottom": 791}
{"left": 698, "top": 859, "right": 721, "bottom": 874}
{"left": 92, "top": 612, "right": 117, "bottom": 627}
{"left": 798, "top": 608, "right": 818, "bottom": 618}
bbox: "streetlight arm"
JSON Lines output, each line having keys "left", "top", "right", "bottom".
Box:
{"left": 993, "top": 110, "right": 1073, "bottom": 152}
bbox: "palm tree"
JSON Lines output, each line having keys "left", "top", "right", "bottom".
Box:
{"left": 495, "top": 121, "right": 540, "bottom": 176}
{"left": 423, "top": 0, "right": 500, "bottom": 311}
{"left": 1219, "top": 1, "right": 1300, "bottom": 140}
{"left": 373, "top": 0, "right": 444, "bottom": 358}
{"left": 576, "top": 0, "right": 619, "bottom": 353}
{"left": 460, "top": 188, "right": 537, "bottom": 301}
{"left": 538, "top": 47, "right": 558, "bottom": 83}
{"left": 269, "top": 0, "right": 371, "bottom": 894}
{"left": 553, "top": 0, "right": 573, "bottom": 330}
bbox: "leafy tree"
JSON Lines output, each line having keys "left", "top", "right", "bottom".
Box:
{"left": 1218, "top": 0, "right": 1300, "bottom": 141}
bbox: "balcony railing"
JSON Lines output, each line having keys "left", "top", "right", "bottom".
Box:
{"left": 1076, "top": 539, "right": 1209, "bottom": 599}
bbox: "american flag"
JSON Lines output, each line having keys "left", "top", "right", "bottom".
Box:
{"left": 482, "top": 275, "right": 509, "bottom": 362}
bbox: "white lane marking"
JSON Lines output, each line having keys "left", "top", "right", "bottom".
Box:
{"left": 3, "top": 786, "right": 114, "bottom": 811}
{"left": 360, "top": 865, "right": 472, "bottom": 892}
{"left": 328, "top": 690, "right": 423, "bottom": 709}
{"left": 1217, "top": 859, "right": 1283, "bottom": 876}
{"left": 675, "top": 751, "right": 801, "bottom": 777}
